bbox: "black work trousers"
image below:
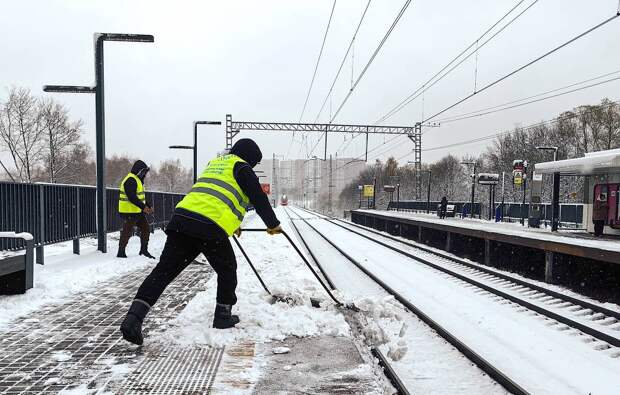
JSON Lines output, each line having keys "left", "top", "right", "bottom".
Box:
{"left": 133, "top": 230, "right": 238, "bottom": 307}
{"left": 119, "top": 213, "right": 150, "bottom": 250}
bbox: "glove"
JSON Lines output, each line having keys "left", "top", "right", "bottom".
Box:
{"left": 143, "top": 206, "right": 153, "bottom": 215}
{"left": 234, "top": 228, "right": 242, "bottom": 237}
{"left": 266, "top": 225, "right": 283, "bottom": 235}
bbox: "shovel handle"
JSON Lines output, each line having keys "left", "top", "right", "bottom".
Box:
{"left": 240, "top": 228, "right": 343, "bottom": 306}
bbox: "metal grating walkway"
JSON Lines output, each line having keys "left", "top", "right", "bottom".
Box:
{"left": 0, "top": 262, "right": 216, "bottom": 394}
{"left": 119, "top": 347, "right": 224, "bottom": 394}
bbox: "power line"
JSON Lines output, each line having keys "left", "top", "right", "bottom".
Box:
{"left": 422, "top": 12, "right": 620, "bottom": 124}
{"left": 374, "top": 0, "right": 537, "bottom": 125}
{"left": 422, "top": 99, "right": 620, "bottom": 153}
{"left": 313, "top": 0, "right": 373, "bottom": 123}
{"left": 309, "top": 0, "right": 412, "bottom": 158}
{"left": 435, "top": 74, "right": 620, "bottom": 124}
{"left": 329, "top": 0, "right": 413, "bottom": 124}
{"left": 299, "top": 0, "right": 338, "bottom": 123}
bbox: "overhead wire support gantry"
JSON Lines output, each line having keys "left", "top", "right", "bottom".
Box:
{"left": 225, "top": 114, "right": 437, "bottom": 197}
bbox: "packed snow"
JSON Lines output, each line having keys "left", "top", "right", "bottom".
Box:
{"left": 360, "top": 209, "right": 620, "bottom": 253}
{"left": 0, "top": 231, "right": 162, "bottom": 330}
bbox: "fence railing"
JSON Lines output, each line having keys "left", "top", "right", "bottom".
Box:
{"left": 387, "top": 200, "right": 482, "bottom": 217}
{"left": 386, "top": 200, "right": 584, "bottom": 228}
{"left": 0, "top": 181, "right": 184, "bottom": 262}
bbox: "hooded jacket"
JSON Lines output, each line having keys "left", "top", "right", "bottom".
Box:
{"left": 167, "top": 139, "right": 280, "bottom": 240}
{"left": 121, "top": 160, "right": 150, "bottom": 213}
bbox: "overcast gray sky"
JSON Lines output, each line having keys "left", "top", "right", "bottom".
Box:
{"left": 1, "top": 0, "right": 619, "bottom": 170}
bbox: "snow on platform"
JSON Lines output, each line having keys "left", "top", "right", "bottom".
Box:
{"left": 357, "top": 209, "right": 620, "bottom": 256}
{"left": 0, "top": 213, "right": 390, "bottom": 394}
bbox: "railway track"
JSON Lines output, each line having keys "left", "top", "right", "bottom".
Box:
{"left": 295, "top": 206, "right": 620, "bottom": 351}
{"left": 284, "top": 207, "right": 527, "bottom": 395}
{"left": 287, "top": 206, "right": 620, "bottom": 394}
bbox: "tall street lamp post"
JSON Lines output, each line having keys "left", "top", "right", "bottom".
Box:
{"left": 193, "top": 121, "right": 222, "bottom": 183}
{"left": 461, "top": 161, "right": 477, "bottom": 218}
{"left": 536, "top": 146, "right": 560, "bottom": 231}
{"left": 44, "top": 33, "right": 154, "bottom": 253}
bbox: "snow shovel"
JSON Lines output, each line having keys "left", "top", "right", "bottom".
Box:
{"left": 235, "top": 229, "right": 346, "bottom": 309}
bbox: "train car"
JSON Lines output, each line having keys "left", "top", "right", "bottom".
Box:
{"left": 536, "top": 148, "right": 620, "bottom": 236}
{"left": 280, "top": 194, "right": 288, "bottom": 206}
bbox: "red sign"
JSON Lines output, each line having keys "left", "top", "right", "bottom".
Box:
{"left": 261, "top": 183, "right": 271, "bottom": 195}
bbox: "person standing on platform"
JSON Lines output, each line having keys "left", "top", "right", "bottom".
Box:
{"left": 440, "top": 196, "right": 448, "bottom": 219}
{"left": 119, "top": 139, "right": 282, "bottom": 345}
{"left": 117, "top": 160, "right": 155, "bottom": 259}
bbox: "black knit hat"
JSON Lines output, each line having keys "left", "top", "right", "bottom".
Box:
{"left": 230, "top": 139, "right": 262, "bottom": 167}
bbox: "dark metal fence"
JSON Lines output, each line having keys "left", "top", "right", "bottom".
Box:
{"left": 0, "top": 182, "right": 184, "bottom": 259}
{"left": 387, "top": 200, "right": 482, "bottom": 217}
{"left": 386, "top": 199, "right": 583, "bottom": 228}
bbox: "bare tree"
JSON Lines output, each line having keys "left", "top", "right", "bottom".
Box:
{"left": 0, "top": 87, "right": 46, "bottom": 182}
{"left": 40, "top": 99, "right": 83, "bottom": 183}
{"left": 155, "top": 159, "right": 192, "bottom": 193}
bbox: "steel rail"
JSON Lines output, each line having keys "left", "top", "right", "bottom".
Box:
{"left": 305, "top": 212, "right": 620, "bottom": 348}
{"left": 289, "top": 207, "right": 528, "bottom": 395}
{"left": 334, "top": 217, "right": 620, "bottom": 321}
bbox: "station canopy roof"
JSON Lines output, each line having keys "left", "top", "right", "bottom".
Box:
{"left": 535, "top": 148, "right": 620, "bottom": 176}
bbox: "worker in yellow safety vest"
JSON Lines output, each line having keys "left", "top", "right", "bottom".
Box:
{"left": 117, "top": 160, "right": 155, "bottom": 259}
{"left": 120, "top": 139, "right": 282, "bottom": 345}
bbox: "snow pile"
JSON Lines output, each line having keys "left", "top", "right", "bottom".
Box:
{"left": 158, "top": 211, "right": 350, "bottom": 348}
{"left": 0, "top": 231, "right": 164, "bottom": 330}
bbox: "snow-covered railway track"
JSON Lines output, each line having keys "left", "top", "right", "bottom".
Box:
{"left": 284, "top": 207, "right": 525, "bottom": 395}
{"left": 287, "top": 206, "right": 620, "bottom": 395}
{"left": 295, "top": 206, "right": 620, "bottom": 350}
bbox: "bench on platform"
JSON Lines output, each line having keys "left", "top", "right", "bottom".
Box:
{"left": 0, "top": 232, "right": 34, "bottom": 295}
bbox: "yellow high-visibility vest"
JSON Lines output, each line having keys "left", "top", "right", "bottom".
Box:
{"left": 176, "top": 154, "right": 250, "bottom": 236}
{"left": 118, "top": 173, "right": 146, "bottom": 214}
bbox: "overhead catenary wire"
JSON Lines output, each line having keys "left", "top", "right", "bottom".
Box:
{"left": 298, "top": 0, "right": 338, "bottom": 123}
{"left": 421, "top": 12, "right": 620, "bottom": 124}
{"left": 435, "top": 69, "right": 620, "bottom": 123}
{"left": 309, "top": 0, "right": 411, "bottom": 158}
{"left": 314, "top": 0, "right": 373, "bottom": 123}
{"left": 292, "top": 0, "right": 337, "bottom": 159}
{"left": 374, "top": 0, "right": 537, "bottom": 125}
{"left": 434, "top": 74, "right": 620, "bottom": 124}
{"left": 328, "top": 0, "right": 413, "bottom": 125}
{"left": 420, "top": 99, "right": 620, "bottom": 154}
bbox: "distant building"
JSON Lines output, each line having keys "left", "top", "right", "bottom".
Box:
{"left": 258, "top": 157, "right": 367, "bottom": 204}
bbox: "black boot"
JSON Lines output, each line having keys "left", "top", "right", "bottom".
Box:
{"left": 213, "top": 303, "right": 240, "bottom": 329}
{"left": 120, "top": 300, "right": 150, "bottom": 345}
{"left": 117, "top": 247, "right": 127, "bottom": 258}
{"left": 139, "top": 246, "right": 156, "bottom": 259}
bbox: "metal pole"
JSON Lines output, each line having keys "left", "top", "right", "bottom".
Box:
{"left": 273, "top": 153, "right": 277, "bottom": 208}
{"left": 426, "top": 170, "right": 431, "bottom": 214}
{"left": 551, "top": 149, "right": 560, "bottom": 232}
{"left": 94, "top": 36, "right": 107, "bottom": 253}
{"left": 521, "top": 166, "right": 527, "bottom": 226}
{"left": 193, "top": 122, "right": 198, "bottom": 184}
{"left": 501, "top": 171, "right": 505, "bottom": 222}
{"left": 328, "top": 154, "right": 333, "bottom": 216}
{"left": 396, "top": 183, "right": 400, "bottom": 212}
{"left": 470, "top": 163, "right": 476, "bottom": 218}
{"left": 365, "top": 130, "right": 369, "bottom": 162}
{"left": 373, "top": 177, "right": 377, "bottom": 209}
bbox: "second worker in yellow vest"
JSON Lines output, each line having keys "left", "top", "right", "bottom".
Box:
{"left": 117, "top": 160, "right": 155, "bottom": 259}
{"left": 120, "top": 139, "right": 282, "bottom": 345}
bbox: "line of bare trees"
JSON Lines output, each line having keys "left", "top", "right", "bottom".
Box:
{"left": 337, "top": 98, "right": 620, "bottom": 212}
{"left": 0, "top": 87, "right": 193, "bottom": 193}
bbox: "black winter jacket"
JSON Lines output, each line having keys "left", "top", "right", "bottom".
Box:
{"left": 166, "top": 139, "right": 280, "bottom": 240}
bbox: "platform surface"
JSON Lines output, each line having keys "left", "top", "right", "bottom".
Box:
{"left": 0, "top": 236, "right": 383, "bottom": 394}
{"left": 354, "top": 209, "right": 620, "bottom": 263}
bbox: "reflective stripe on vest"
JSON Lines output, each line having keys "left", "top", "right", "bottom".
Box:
{"left": 175, "top": 154, "right": 250, "bottom": 236}
{"left": 118, "top": 173, "right": 145, "bottom": 214}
